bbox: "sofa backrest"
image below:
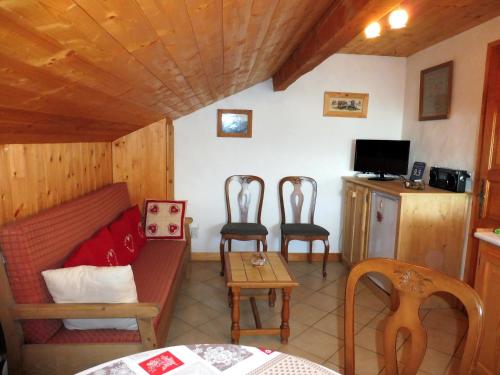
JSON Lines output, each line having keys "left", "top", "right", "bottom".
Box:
{"left": 0, "top": 183, "right": 131, "bottom": 344}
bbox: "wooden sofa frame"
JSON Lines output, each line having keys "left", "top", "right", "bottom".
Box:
{"left": 0, "top": 217, "right": 192, "bottom": 375}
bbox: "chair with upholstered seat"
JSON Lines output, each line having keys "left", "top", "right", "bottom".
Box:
{"left": 278, "top": 176, "right": 330, "bottom": 278}
{"left": 220, "top": 175, "right": 268, "bottom": 276}
{"left": 344, "top": 258, "right": 484, "bottom": 375}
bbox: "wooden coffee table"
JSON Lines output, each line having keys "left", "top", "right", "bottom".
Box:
{"left": 224, "top": 252, "right": 299, "bottom": 344}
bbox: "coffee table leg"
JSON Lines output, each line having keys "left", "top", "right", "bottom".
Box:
{"left": 280, "top": 287, "right": 291, "bottom": 344}
{"left": 231, "top": 287, "right": 240, "bottom": 344}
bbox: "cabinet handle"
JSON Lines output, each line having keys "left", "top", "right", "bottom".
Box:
{"left": 478, "top": 179, "right": 485, "bottom": 219}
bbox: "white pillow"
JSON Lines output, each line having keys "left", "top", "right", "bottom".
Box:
{"left": 42, "top": 265, "right": 138, "bottom": 330}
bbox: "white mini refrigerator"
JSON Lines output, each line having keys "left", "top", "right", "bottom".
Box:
{"left": 366, "top": 191, "right": 400, "bottom": 291}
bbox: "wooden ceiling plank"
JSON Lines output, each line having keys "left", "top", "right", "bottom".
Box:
{"left": 265, "top": 0, "right": 334, "bottom": 80}
{"left": 140, "top": 0, "right": 215, "bottom": 107}
{"left": 2, "top": 1, "right": 181, "bottom": 117}
{"left": 250, "top": 0, "right": 333, "bottom": 86}
{"left": 245, "top": 0, "right": 306, "bottom": 89}
{"left": 222, "top": 0, "right": 253, "bottom": 97}
{"left": 72, "top": 0, "right": 196, "bottom": 114}
{"left": 184, "top": 0, "right": 224, "bottom": 101}
{"left": 233, "top": 0, "right": 279, "bottom": 93}
{"left": 273, "top": 0, "right": 403, "bottom": 91}
{"left": 340, "top": 0, "right": 500, "bottom": 57}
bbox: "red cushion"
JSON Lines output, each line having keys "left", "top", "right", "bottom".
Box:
{"left": 123, "top": 205, "right": 146, "bottom": 251}
{"left": 63, "top": 227, "right": 119, "bottom": 268}
{"left": 109, "top": 215, "right": 138, "bottom": 265}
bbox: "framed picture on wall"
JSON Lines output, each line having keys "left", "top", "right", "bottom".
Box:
{"left": 217, "top": 109, "right": 252, "bottom": 138}
{"left": 323, "top": 92, "right": 369, "bottom": 118}
{"left": 419, "top": 61, "right": 453, "bottom": 121}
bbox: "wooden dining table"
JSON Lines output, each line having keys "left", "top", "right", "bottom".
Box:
{"left": 76, "top": 344, "right": 340, "bottom": 375}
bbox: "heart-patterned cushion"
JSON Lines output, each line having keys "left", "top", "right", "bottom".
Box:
{"left": 144, "top": 200, "right": 187, "bottom": 240}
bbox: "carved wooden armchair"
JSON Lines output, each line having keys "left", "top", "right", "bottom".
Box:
{"left": 278, "top": 176, "right": 330, "bottom": 278}
{"left": 345, "top": 258, "right": 484, "bottom": 375}
{"left": 220, "top": 175, "right": 268, "bottom": 276}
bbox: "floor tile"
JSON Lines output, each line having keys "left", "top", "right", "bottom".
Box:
{"left": 314, "top": 313, "right": 362, "bottom": 339}
{"left": 354, "top": 288, "right": 387, "bottom": 311}
{"left": 302, "top": 292, "right": 344, "bottom": 313}
{"left": 330, "top": 345, "right": 385, "bottom": 375}
{"left": 334, "top": 303, "right": 380, "bottom": 325}
{"left": 297, "top": 274, "right": 332, "bottom": 291}
{"left": 165, "top": 318, "right": 193, "bottom": 342}
{"left": 398, "top": 342, "right": 452, "bottom": 374}
{"left": 166, "top": 328, "right": 220, "bottom": 346}
{"left": 289, "top": 327, "right": 343, "bottom": 360}
{"left": 354, "top": 326, "right": 406, "bottom": 355}
{"left": 289, "top": 303, "right": 328, "bottom": 326}
{"left": 174, "top": 301, "right": 220, "bottom": 327}
{"left": 423, "top": 309, "right": 468, "bottom": 337}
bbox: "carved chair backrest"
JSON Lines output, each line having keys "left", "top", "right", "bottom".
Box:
{"left": 345, "top": 258, "right": 484, "bottom": 375}
{"left": 224, "top": 175, "right": 265, "bottom": 224}
{"left": 278, "top": 176, "right": 317, "bottom": 225}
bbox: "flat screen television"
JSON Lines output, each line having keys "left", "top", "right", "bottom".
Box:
{"left": 353, "top": 139, "right": 410, "bottom": 181}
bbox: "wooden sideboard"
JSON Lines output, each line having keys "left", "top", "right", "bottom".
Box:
{"left": 473, "top": 237, "right": 500, "bottom": 375}
{"left": 341, "top": 177, "right": 469, "bottom": 278}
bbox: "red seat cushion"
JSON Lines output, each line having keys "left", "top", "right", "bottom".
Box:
{"left": 123, "top": 206, "right": 147, "bottom": 251}
{"left": 47, "top": 240, "right": 186, "bottom": 345}
{"left": 109, "top": 215, "right": 138, "bottom": 265}
{"left": 63, "top": 227, "right": 119, "bottom": 267}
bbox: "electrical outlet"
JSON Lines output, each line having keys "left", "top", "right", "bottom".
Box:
{"left": 190, "top": 225, "right": 199, "bottom": 239}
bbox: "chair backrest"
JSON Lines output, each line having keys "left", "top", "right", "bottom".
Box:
{"left": 344, "top": 258, "right": 484, "bottom": 375}
{"left": 278, "top": 176, "right": 317, "bottom": 225}
{"left": 224, "top": 175, "right": 264, "bottom": 224}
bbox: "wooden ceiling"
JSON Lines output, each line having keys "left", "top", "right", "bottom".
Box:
{"left": 0, "top": 0, "right": 334, "bottom": 143}
{"left": 340, "top": 0, "right": 500, "bottom": 57}
{"left": 0, "top": 0, "right": 499, "bottom": 143}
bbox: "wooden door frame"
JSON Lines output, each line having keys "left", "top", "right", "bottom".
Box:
{"left": 464, "top": 39, "right": 500, "bottom": 286}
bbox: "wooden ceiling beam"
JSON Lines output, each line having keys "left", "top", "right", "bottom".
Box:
{"left": 272, "top": 0, "right": 403, "bottom": 91}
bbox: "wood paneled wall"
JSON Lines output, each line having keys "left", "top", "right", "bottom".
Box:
{"left": 112, "top": 119, "right": 174, "bottom": 212}
{"left": 0, "top": 142, "right": 112, "bottom": 226}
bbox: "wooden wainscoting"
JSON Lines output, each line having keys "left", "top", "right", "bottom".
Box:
{"left": 0, "top": 143, "right": 112, "bottom": 226}
{"left": 112, "top": 119, "right": 174, "bottom": 212}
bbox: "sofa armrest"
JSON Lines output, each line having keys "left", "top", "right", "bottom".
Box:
{"left": 10, "top": 302, "right": 160, "bottom": 320}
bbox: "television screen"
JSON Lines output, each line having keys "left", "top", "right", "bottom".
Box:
{"left": 354, "top": 139, "right": 410, "bottom": 180}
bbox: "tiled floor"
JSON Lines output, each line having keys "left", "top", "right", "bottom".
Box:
{"left": 166, "top": 260, "right": 467, "bottom": 375}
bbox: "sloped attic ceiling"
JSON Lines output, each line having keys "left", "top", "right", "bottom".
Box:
{"left": 1, "top": 0, "right": 500, "bottom": 143}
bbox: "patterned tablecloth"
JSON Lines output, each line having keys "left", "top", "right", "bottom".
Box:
{"left": 76, "top": 344, "right": 341, "bottom": 375}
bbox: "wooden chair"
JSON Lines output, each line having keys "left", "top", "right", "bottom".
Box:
{"left": 279, "top": 176, "right": 330, "bottom": 278}
{"left": 344, "top": 258, "right": 484, "bottom": 375}
{"left": 220, "top": 175, "right": 268, "bottom": 276}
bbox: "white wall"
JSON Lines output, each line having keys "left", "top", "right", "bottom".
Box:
{"left": 402, "top": 16, "right": 500, "bottom": 182}
{"left": 175, "top": 54, "right": 406, "bottom": 253}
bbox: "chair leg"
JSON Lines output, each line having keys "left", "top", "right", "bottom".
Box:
{"left": 322, "top": 239, "right": 330, "bottom": 279}
{"left": 262, "top": 237, "right": 268, "bottom": 252}
{"left": 220, "top": 237, "right": 226, "bottom": 276}
{"left": 256, "top": 240, "right": 260, "bottom": 252}
{"left": 282, "top": 237, "right": 289, "bottom": 262}
{"left": 228, "top": 239, "right": 232, "bottom": 253}
{"left": 308, "top": 240, "right": 313, "bottom": 264}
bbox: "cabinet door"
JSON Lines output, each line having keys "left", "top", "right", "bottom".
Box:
{"left": 475, "top": 241, "right": 500, "bottom": 375}
{"left": 342, "top": 183, "right": 357, "bottom": 265}
{"left": 341, "top": 183, "right": 370, "bottom": 266}
{"left": 351, "top": 186, "right": 370, "bottom": 264}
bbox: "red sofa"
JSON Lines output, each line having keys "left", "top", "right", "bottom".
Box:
{"left": 0, "top": 183, "right": 191, "bottom": 375}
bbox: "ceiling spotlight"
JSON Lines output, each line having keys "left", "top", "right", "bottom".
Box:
{"left": 364, "top": 22, "right": 381, "bottom": 39}
{"left": 389, "top": 9, "right": 409, "bottom": 29}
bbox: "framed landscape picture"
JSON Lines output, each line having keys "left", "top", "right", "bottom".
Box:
{"left": 323, "top": 92, "right": 369, "bottom": 118}
{"left": 217, "top": 109, "right": 252, "bottom": 138}
{"left": 419, "top": 61, "right": 453, "bottom": 121}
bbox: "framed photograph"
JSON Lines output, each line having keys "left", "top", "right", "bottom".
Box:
{"left": 419, "top": 61, "right": 453, "bottom": 121}
{"left": 217, "top": 109, "right": 252, "bottom": 138}
{"left": 323, "top": 92, "right": 369, "bottom": 118}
